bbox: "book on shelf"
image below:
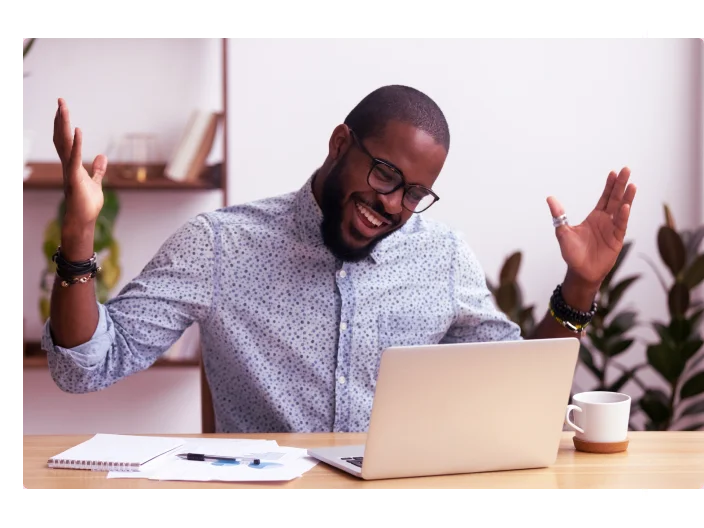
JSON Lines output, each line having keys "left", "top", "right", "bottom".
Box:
{"left": 164, "top": 109, "right": 221, "bottom": 182}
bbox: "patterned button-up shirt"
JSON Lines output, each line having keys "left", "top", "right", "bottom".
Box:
{"left": 43, "top": 175, "right": 521, "bottom": 432}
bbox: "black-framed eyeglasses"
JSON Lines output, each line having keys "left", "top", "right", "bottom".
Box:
{"left": 349, "top": 129, "right": 440, "bottom": 213}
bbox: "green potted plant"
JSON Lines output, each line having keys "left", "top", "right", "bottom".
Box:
{"left": 38, "top": 190, "right": 122, "bottom": 322}
{"left": 578, "top": 241, "right": 642, "bottom": 395}
{"left": 632, "top": 205, "right": 704, "bottom": 431}
{"left": 487, "top": 251, "right": 535, "bottom": 337}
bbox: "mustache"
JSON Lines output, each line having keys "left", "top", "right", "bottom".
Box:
{"left": 355, "top": 196, "right": 397, "bottom": 225}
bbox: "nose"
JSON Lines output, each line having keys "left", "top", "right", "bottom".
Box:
{"left": 377, "top": 188, "right": 404, "bottom": 216}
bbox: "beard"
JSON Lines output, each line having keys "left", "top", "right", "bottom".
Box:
{"left": 319, "top": 155, "right": 399, "bottom": 263}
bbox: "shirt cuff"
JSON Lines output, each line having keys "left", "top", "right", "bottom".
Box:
{"left": 41, "top": 303, "right": 114, "bottom": 369}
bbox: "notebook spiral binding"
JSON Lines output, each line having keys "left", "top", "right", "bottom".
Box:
{"left": 48, "top": 458, "right": 141, "bottom": 472}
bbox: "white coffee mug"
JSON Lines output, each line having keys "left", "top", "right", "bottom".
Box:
{"left": 565, "top": 391, "right": 631, "bottom": 443}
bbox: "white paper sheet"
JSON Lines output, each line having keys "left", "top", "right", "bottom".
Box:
{"left": 148, "top": 442, "right": 318, "bottom": 482}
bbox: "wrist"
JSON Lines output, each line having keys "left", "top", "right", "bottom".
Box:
{"left": 561, "top": 270, "right": 600, "bottom": 311}
{"left": 60, "top": 224, "right": 95, "bottom": 262}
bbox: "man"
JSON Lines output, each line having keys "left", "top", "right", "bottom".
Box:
{"left": 45, "top": 85, "right": 636, "bottom": 433}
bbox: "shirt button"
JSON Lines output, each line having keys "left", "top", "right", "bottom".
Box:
{"left": 338, "top": 376, "right": 346, "bottom": 384}
{"left": 339, "top": 270, "right": 347, "bottom": 278}
{"left": 340, "top": 322, "right": 348, "bottom": 331}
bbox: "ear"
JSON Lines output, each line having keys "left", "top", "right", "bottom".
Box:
{"left": 328, "top": 124, "right": 351, "bottom": 161}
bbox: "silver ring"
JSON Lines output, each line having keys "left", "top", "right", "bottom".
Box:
{"left": 552, "top": 214, "right": 568, "bottom": 227}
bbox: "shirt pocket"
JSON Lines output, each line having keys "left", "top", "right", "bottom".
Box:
{"left": 377, "top": 313, "right": 449, "bottom": 351}
{"left": 365, "top": 314, "right": 448, "bottom": 389}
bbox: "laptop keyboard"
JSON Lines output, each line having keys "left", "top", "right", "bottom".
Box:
{"left": 341, "top": 456, "right": 363, "bottom": 468}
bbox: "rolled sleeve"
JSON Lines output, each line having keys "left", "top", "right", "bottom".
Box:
{"left": 42, "top": 214, "right": 217, "bottom": 394}
{"left": 42, "top": 302, "right": 114, "bottom": 369}
{"left": 442, "top": 232, "right": 522, "bottom": 343}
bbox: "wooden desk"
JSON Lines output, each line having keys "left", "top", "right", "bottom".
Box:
{"left": 24, "top": 431, "right": 704, "bottom": 488}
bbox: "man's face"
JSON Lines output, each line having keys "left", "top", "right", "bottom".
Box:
{"left": 320, "top": 121, "right": 447, "bottom": 262}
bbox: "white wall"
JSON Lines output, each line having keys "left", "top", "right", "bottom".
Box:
{"left": 226, "top": 39, "right": 703, "bottom": 416}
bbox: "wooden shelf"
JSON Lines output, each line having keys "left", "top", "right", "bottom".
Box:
{"left": 23, "top": 342, "right": 200, "bottom": 369}
{"left": 23, "top": 163, "right": 222, "bottom": 191}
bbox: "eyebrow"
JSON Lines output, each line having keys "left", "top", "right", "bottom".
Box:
{"left": 355, "top": 134, "right": 407, "bottom": 180}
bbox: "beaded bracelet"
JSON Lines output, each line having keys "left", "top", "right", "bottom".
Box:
{"left": 52, "top": 246, "right": 101, "bottom": 286}
{"left": 58, "top": 268, "right": 100, "bottom": 288}
{"left": 549, "top": 284, "right": 597, "bottom": 334}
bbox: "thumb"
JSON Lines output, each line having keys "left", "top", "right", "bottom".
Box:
{"left": 92, "top": 154, "right": 108, "bottom": 185}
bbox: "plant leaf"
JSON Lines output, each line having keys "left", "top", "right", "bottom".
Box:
{"left": 647, "top": 342, "right": 684, "bottom": 384}
{"left": 669, "top": 317, "right": 692, "bottom": 342}
{"left": 680, "top": 371, "right": 704, "bottom": 400}
{"left": 668, "top": 282, "right": 690, "bottom": 317}
{"left": 679, "top": 399, "right": 704, "bottom": 418}
{"left": 690, "top": 353, "right": 704, "bottom": 371}
{"left": 607, "top": 275, "right": 640, "bottom": 310}
{"left": 101, "top": 189, "right": 120, "bottom": 225}
{"left": 657, "top": 225, "right": 686, "bottom": 277}
{"left": 684, "top": 226, "right": 704, "bottom": 266}
{"left": 578, "top": 344, "right": 601, "bottom": 379}
{"left": 499, "top": 251, "right": 521, "bottom": 283}
{"left": 608, "top": 311, "right": 637, "bottom": 333}
{"left": 496, "top": 282, "right": 518, "bottom": 315}
{"left": 93, "top": 216, "right": 113, "bottom": 253}
{"left": 653, "top": 322, "right": 675, "bottom": 348}
{"left": 683, "top": 254, "right": 704, "bottom": 289}
{"left": 607, "top": 368, "right": 638, "bottom": 392}
{"left": 689, "top": 308, "right": 704, "bottom": 334}
{"left": 663, "top": 204, "right": 676, "bottom": 229}
{"left": 602, "top": 241, "right": 633, "bottom": 289}
{"left": 639, "top": 389, "right": 672, "bottom": 424}
{"left": 606, "top": 339, "right": 635, "bottom": 357}
{"left": 681, "top": 339, "right": 703, "bottom": 362}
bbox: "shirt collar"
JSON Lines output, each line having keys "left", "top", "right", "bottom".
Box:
{"left": 293, "top": 172, "right": 418, "bottom": 264}
{"left": 294, "top": 173, "right": 326, "bottom": 248}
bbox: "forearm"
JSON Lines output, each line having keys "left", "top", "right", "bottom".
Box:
{"left": 528, "top": 270, "right": 599, "bottom": 340}
{"left": 49, "top": 225, "right": 99, "bottom": 348}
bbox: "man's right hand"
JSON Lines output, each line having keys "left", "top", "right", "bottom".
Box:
{"left": 53, "top": 98, "right": 107, "bottom": 259}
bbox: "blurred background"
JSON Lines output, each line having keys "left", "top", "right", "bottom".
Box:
{"left": 23, "top": 38, "right": 703, "bottom": 435}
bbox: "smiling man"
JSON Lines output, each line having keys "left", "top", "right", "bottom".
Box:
{"left": 44, "top": 85, "right": 636, "bottom": 433}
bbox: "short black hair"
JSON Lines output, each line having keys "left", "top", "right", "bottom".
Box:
{"left": 343, "top": 85, "right": 450, "bottom": 152}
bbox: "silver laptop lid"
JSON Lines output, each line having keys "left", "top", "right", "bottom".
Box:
{"left": 361, "top": 338, "right": 579, "bottom": 480}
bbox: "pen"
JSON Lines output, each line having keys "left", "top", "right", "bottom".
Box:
{"left": 176, "top": 453, "right": 261, "bottom": 465}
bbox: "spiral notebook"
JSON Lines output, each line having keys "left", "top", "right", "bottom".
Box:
{"left": 47, "top": 434, "right": 185, "bottom": 472}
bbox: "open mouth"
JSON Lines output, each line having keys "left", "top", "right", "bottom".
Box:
{"left": 353, "top": 200, "right": 390, "bottom": 236}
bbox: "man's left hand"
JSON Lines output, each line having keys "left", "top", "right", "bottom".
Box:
{"left": 547, "top": 166, "right": 637, "bottom": 289}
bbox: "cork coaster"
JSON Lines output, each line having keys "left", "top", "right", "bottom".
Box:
{"left": 573, "top": 436, "right": 629, "bottom": 454}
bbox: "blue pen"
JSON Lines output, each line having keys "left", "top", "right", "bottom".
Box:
{"left": 176, "top": 452, "right": 261, "bottom": 465}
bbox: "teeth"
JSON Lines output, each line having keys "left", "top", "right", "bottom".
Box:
{"left": 356, "top": 202, "right": 383, "bottom": 227}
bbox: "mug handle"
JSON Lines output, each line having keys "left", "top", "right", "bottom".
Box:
{"left": 565, "top": 404, "right": 584, "bottom": 433}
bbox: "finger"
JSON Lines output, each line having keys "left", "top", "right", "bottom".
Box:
{"left": 546, "top": 195, "right": 569, "bottom": 236}
{"left": 92, "top": 154, "right": 108, "bottom": 185}
{"left": 595, "top": 171, "right": 617, "bottom": 211}
{"left": 67, "top": 127, "right": 83, "bottom": 180}
{"left": 613, "top": 203, "right": 631, "bottom": 242}
{"left": 605, "top": 166, "right": 631, "bottom": 216}
{"left": 58, "top": 99, "right": 73, "bottom": 163}
{"left": 53, "top": 100, "right": 66, "bottom": 163}
{"left": 622, "top": 182, "right": 637, "bottom": 208}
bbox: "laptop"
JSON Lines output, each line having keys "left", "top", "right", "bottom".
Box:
{"left": 308, "top": 337, "right": 579, "bottom": 480}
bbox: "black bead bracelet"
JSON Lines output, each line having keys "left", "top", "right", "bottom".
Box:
{"left": 52, "top": 246, "right": 101, "bottom": 284}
